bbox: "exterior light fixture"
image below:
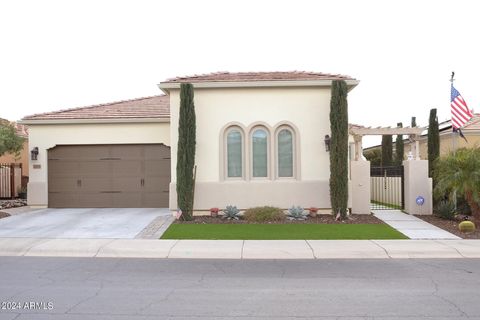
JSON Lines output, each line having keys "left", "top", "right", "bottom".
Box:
{"left": 30, "top": 147, "right": 39, "bottom": 160}
{"left": 324, "top": 135, "right": 331, "bottom": 152}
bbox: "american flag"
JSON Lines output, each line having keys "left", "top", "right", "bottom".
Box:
{"left": 451, "top": 85, "right": 473, "bottom": 129}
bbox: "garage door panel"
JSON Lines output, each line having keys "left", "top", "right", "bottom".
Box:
{"left": 49, "top": 178, "right": 79, "bottom": 192}
{"left": 77, "top": 146, "right": 111, "bottom": 160}
{"left": 112, "top": 160, "right": 143, "bottom": 176}
{"left": 48, "top": 193, "right": 79, "bottom": 208}
{"left": 112, "top": 177, "right": 142, "bottom": 192}
{"left": 77, "top": 162, "right": 111, "bottom": 176}
{"left": 144, "top": 160, "right": 170, "bottom": 177}
{"left": 143, "top": 192, "right": 168, "bottom": 207}
{"left": 144, "top": 177, "right": 170, "bottom": 192}
{"left": 111, "top": 145, "right": 143, "bottom": 160}
{"left": 48, "top": 161, "right": 80, "bottom": 177}
{"left": 79, "top": 178, "right": 112, "bottom": 193}
{"left": 48, "top": 144, "right": 170, "bottom": 208}
{"left": 145, "top": 145, "right": 170, "bottom": 160}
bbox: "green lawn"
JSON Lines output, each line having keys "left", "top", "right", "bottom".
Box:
{"left": 161, "top": 224, "right": 407, "bottom": 240}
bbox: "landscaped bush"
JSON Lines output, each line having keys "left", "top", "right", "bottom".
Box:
{"left": 243, "top": 206, "right": 286, "bottom": 223}
{"left": 222, "top": 205, "right": 242, "bottom": 220}
{"left": 435, "top": 200, "right": 456, "bottom": 220}
{"left": 286, "top": 206, "right": 309, "bottom": 220}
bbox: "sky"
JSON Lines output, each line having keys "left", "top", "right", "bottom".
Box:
{"left": 1, "top": 0, "right": 479, "bottom": 147}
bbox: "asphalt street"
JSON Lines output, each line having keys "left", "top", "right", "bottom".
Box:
{"left": 0, "top": 258, "right": 479, "bottom": 319}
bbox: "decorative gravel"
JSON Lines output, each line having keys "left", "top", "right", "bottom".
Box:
{"left": 415, "top": 215, "right": 480, "bottom": 239}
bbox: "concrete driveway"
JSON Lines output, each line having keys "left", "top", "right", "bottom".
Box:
{"left": 0, "top": 208, "right": 171, "bottom": 239}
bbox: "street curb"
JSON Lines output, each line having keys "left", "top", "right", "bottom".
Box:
{"left": 0, "top": 238, "right": 479, "bottom": 259}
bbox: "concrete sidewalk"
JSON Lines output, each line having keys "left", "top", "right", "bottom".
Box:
{"left": 373, "top": 210, "right": 461, "bottom": 240}
{"left": 0, "top": 238, "right": 479, "bottom": 259}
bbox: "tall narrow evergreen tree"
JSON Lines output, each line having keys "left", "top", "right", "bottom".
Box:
{"left": 428, "top": 108, "right": 440, "bottom": 180}
{"left": 411, "top": 116, "right": 417, "bottom": 127}
{"left": 381, "top": 135, "right": 393, "bottom": 166}
{"left": 395, "top": 122, "right": 404, "bottom": 165}
{"left": 329, "top": 80, "right": 349, "bottom": 219}
{"left": 176, "top": 83, "right": 196, "bottom": 221}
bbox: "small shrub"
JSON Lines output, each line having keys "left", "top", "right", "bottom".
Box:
{"left": 243, "top": 206, "right": 285, "bottom": 223}
{"left": 435, "top": 201, "right": 456, "bottom": 220}
{"left": 287, "top": 206, "right": 309, "bottom": 220}
{"left": 222, "top": 205, "right": 242, "bottom": 220}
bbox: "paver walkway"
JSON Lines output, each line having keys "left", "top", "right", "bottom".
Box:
{"left": 372, "top": 210, "right": 461, "bottom": 240}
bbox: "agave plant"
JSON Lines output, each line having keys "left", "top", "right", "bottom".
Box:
{"left": 222, "top": 205, "right": 242, "bottom": 220}
{"left": 286, "top": 206, "right": 309, "bottom": 220}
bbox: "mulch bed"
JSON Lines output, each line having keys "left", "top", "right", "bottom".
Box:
{"left": 175, "top": 214, "right": 384, "bottom": 225}
{"left": 415, "top": 215, "right": 480, "bottom": 239}
{"left": 0, "top": 212, "right": 10, "bottom": 220}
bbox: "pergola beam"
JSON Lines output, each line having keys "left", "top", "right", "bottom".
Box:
{"left": 349, "top": 127, "right": 425, "bottom": 136}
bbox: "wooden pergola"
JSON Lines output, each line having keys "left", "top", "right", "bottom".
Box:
{"left": 349, "top": 126, "right": 425, "bottom": 161}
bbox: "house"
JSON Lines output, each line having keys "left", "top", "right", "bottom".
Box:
{"left": 21, "top": 71, "right": 360, "bottom": 210}
{"left": 0, "top": 119, "right": 29, "bottom": 176}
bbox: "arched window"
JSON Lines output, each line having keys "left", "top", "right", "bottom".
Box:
{"left": 226, "top": 128, "right": 243, "bottom": 178}
{"left": 277, "top": 128, "right": 294, "bottom": 177}
{"left": 252, "top": 128, "right": 268, "bottom": 177}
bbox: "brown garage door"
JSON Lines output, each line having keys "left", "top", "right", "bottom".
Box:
{"left": 48, "top": 144, "right": 170, "bottom": 208}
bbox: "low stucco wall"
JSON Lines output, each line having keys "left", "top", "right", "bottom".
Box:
{"left": 169, "top": 180, "right": 332, "bottom": 210}
{"left": 27, "top": 122, "right": 170, "bottom": 207}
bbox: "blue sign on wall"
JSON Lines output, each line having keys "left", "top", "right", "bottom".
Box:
{"left": 416, "top": 196, "right": 425, "bottom": 206}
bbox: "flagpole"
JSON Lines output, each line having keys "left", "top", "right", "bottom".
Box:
{"left": 450, "top": 72, "right": 458, "bottom": 155}
{"left": 450, "top": 71, "right": 457, "bottom": 211}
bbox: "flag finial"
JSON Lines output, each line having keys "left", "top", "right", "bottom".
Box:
{"left": 450, "top": 71, "right": 455, "bottom": 83}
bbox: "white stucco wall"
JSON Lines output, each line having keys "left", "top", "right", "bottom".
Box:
{"left": 168, "top": 86, "right": 335, "bottom": 210}
{"left": 169, "top": 87, "right": 331, "bottom": 182}
{"left": 27, "top": 122, "right": 170, "bottom": 207}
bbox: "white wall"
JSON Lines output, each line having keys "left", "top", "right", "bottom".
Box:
{"left": 169, "top": 86, "right": 334, "bottom": 210}
{"left": 27, "top": 122, "right": 170, "bottom": 207}
{"left": 170, "top": 87, "right": 331, "bottom": 182}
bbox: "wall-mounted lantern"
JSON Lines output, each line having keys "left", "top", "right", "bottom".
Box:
{"left": 30, "top": 147, "right": 39, "bottom": 160}
{"left": 324, "top": 135, "right": 331, "bottom": 152}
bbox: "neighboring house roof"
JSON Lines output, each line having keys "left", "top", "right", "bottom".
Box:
{"left": 163, "top": 71, "right": 355, "bottom": 83}
{"left": 0, "top": 118, "right": 28, "bottom": 138}
{"left": 22, "top": 95, "right": 169, "bottom": 122}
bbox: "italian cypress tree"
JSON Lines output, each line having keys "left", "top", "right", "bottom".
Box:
{"left": 381, "top": 135, "right": 393, "bottom": 166}
{"left": 329, "top": 80, "right": 349, "bottom": 220}
{"left": 395, "top": 122, "right": 404, "bottom": 165}
{"left": 176, "top": 83, "right": 196, "bottom": 221}
{"left": 428, "top": 108, "right": 440, "bottom": 179}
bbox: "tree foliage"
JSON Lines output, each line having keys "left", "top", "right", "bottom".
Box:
{"left": 364, "top": 148, "right": 381, "bottom": 166}
{"left": 176, "top": 83, "right": 196, "bottom": 221}
{"left": 329, "top": 80, "right": 349, "bottom": 219}
{"left": 434, "top": 147, "right": 480, "bottom": 221}
{"left": 381, "top": 135, "right": 393, "bottom": 166}
{"left": 395, "top": 122, "right": 404, "bottom": 165}
{"left": 0, "top": 122, "right": 25, "bottom": 160}
{"left": 411, "top": 116, "right": 417, "bottom": 127}
{"left": 427, "top": 108, "right": 440, "bottom": 180}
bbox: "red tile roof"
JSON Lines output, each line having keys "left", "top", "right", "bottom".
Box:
{"left": 22, "top": 95, "right": 169, "bottom": 121}
{"left": 163, "top": 71, "right": 355, "bottom": 83}
{"left": 0, "top": 119, "right": 28, "bottom": 137}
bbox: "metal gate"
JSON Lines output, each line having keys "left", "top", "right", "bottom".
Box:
{"left": 370, "top": 165, "right": 404, "bottom": 210}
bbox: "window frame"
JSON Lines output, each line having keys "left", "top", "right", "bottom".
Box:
{"left": 224, "top": 126, "right": 245, "bottom": 180}
{"left": 250, "top": 126, "right": 271, "bottom": 180}
{"left": 275, "top": 125, "right": 296, "bottom": 179}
